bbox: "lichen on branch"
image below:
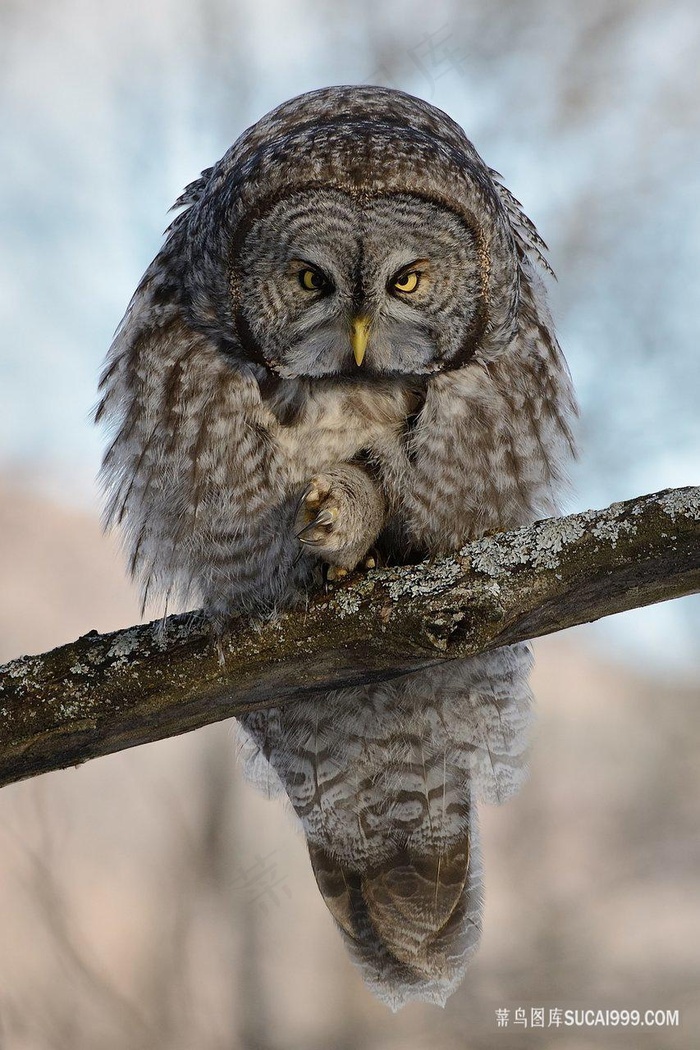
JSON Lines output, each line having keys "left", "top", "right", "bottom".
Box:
{"left": 1, "top": 486, "right": 698, "bottom": 790}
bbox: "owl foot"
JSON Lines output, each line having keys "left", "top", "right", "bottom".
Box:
{"left": 295, "top": 474, "right": 344, "bottom": 549}
{"left": 294, "top": 467, "right": 385, "bottom": 570}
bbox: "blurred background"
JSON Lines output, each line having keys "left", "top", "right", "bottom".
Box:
{"left": 0, "top": 0, "right": 699, "bottom": 1047}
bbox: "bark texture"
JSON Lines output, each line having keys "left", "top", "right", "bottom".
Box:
{"left": 1, "top": 486, "right": 698, "bottom": 790}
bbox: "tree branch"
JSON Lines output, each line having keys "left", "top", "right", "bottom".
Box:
{"left": 1, "top": 487, "right": 699, "bottom": 790}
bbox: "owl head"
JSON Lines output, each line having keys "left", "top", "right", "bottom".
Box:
{"left": 173, "top": 87, "right": 528, "bottom": 380}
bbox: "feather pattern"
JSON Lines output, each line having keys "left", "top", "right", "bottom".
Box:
{"left": 97, "top": 85, "right": 576, "bottom": 1006}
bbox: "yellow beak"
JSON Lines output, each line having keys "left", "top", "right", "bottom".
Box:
{"left": 351, "top": 316, "right": 371, "bottom": 367}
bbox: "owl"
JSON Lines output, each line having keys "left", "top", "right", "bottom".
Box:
{"left": 96, "top": 86, "right": 576, "bottom": 1008}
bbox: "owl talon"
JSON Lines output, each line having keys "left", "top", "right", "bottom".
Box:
{"left": 300, "top": 475, "right": 332, "bottom": 510}
{"left": 312, "top": 508, "right": 337, "bottom": 527}
{"left": 303, "top": 484, "right": 319, "bottom": 506}
{"left": 294, "top": 483, "right": 314, "bottom": 517}
{"left": 295, "top": 474, "right": 340, "bottom": 546}
{"left": 296, "top": 506, "right": 337, "bottom": 541}
{"left": 293, "top": 467, "right": 385, "bottom": 570}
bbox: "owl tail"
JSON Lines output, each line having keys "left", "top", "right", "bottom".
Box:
{"left": 307, "top": 820, "right": 483, "bottom": 1010}
{"left": 237, "top": 646, "right": 532, "bottom": 1007}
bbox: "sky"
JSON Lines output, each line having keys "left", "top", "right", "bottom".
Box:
{"left": 1, "top": 0, "right": 698, "bottom": 669}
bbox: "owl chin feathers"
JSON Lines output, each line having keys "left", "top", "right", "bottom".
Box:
{"left": 265, "top": 326, "right": 449, "bottom": 380}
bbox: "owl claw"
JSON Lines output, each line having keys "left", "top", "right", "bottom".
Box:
{"left": 297, "top": 482, "right": 314, "bottom": 506}
{"left": 295, "top": 507, "right": 336, "bottom": 540}
{"left": 295, "top": 476, "right": 346, "bottom": 554}
{"left": 293, "top": 484, "right": 313, "bottom": 524}
{"left": 293, "top": 469, "right": 380, "bottom": 571}
{"left": 295, "top": 475, "right": 338, "bottom": 544}
{"left": 312, "top": 508, "right": 337, "bottom": 527}
{"left": 300, "top": 476, "right": 332, "bottom": 510}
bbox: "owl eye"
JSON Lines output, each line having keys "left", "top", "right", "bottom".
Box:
{"left": 393, "top": 271, "right": 419, "bottom": 293}
{"left": 388, "top": 262, "right": 428, "bottom": 296}
{"left": 299, "top": 266, "right": 331, "bottom": 293}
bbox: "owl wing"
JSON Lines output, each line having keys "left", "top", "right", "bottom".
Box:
{"left": 95, "top": 252, "right": 302, "bottom": 621}
{"left": 490, "top": 169, "right": 554, "bottom": 277}
{"left": 385, "top": 251, "right": 576, "bottom": 555}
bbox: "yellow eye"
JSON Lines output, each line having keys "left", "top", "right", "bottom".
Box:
{"left": 300, "top": 267, "right": 327, "bottom": 292}
{"left": 392, "top": 270, "right": 420, "bottom": 294}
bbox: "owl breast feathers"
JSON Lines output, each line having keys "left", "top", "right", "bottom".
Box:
{"left": 97, "top": 86, "right": 576, "bottom": 1008}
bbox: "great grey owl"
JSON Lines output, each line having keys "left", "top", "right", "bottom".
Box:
{"left": 97, "top": 86, "right": 576, "bottom": 1008}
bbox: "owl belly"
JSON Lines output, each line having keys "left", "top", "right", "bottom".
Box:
{"left": 273, "top": 382, "right": 410, "bottom": 484}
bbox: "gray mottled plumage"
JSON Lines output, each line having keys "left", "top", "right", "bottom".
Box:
{"left": 96, "top": 86, "right": 576, "bottom": 1008}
